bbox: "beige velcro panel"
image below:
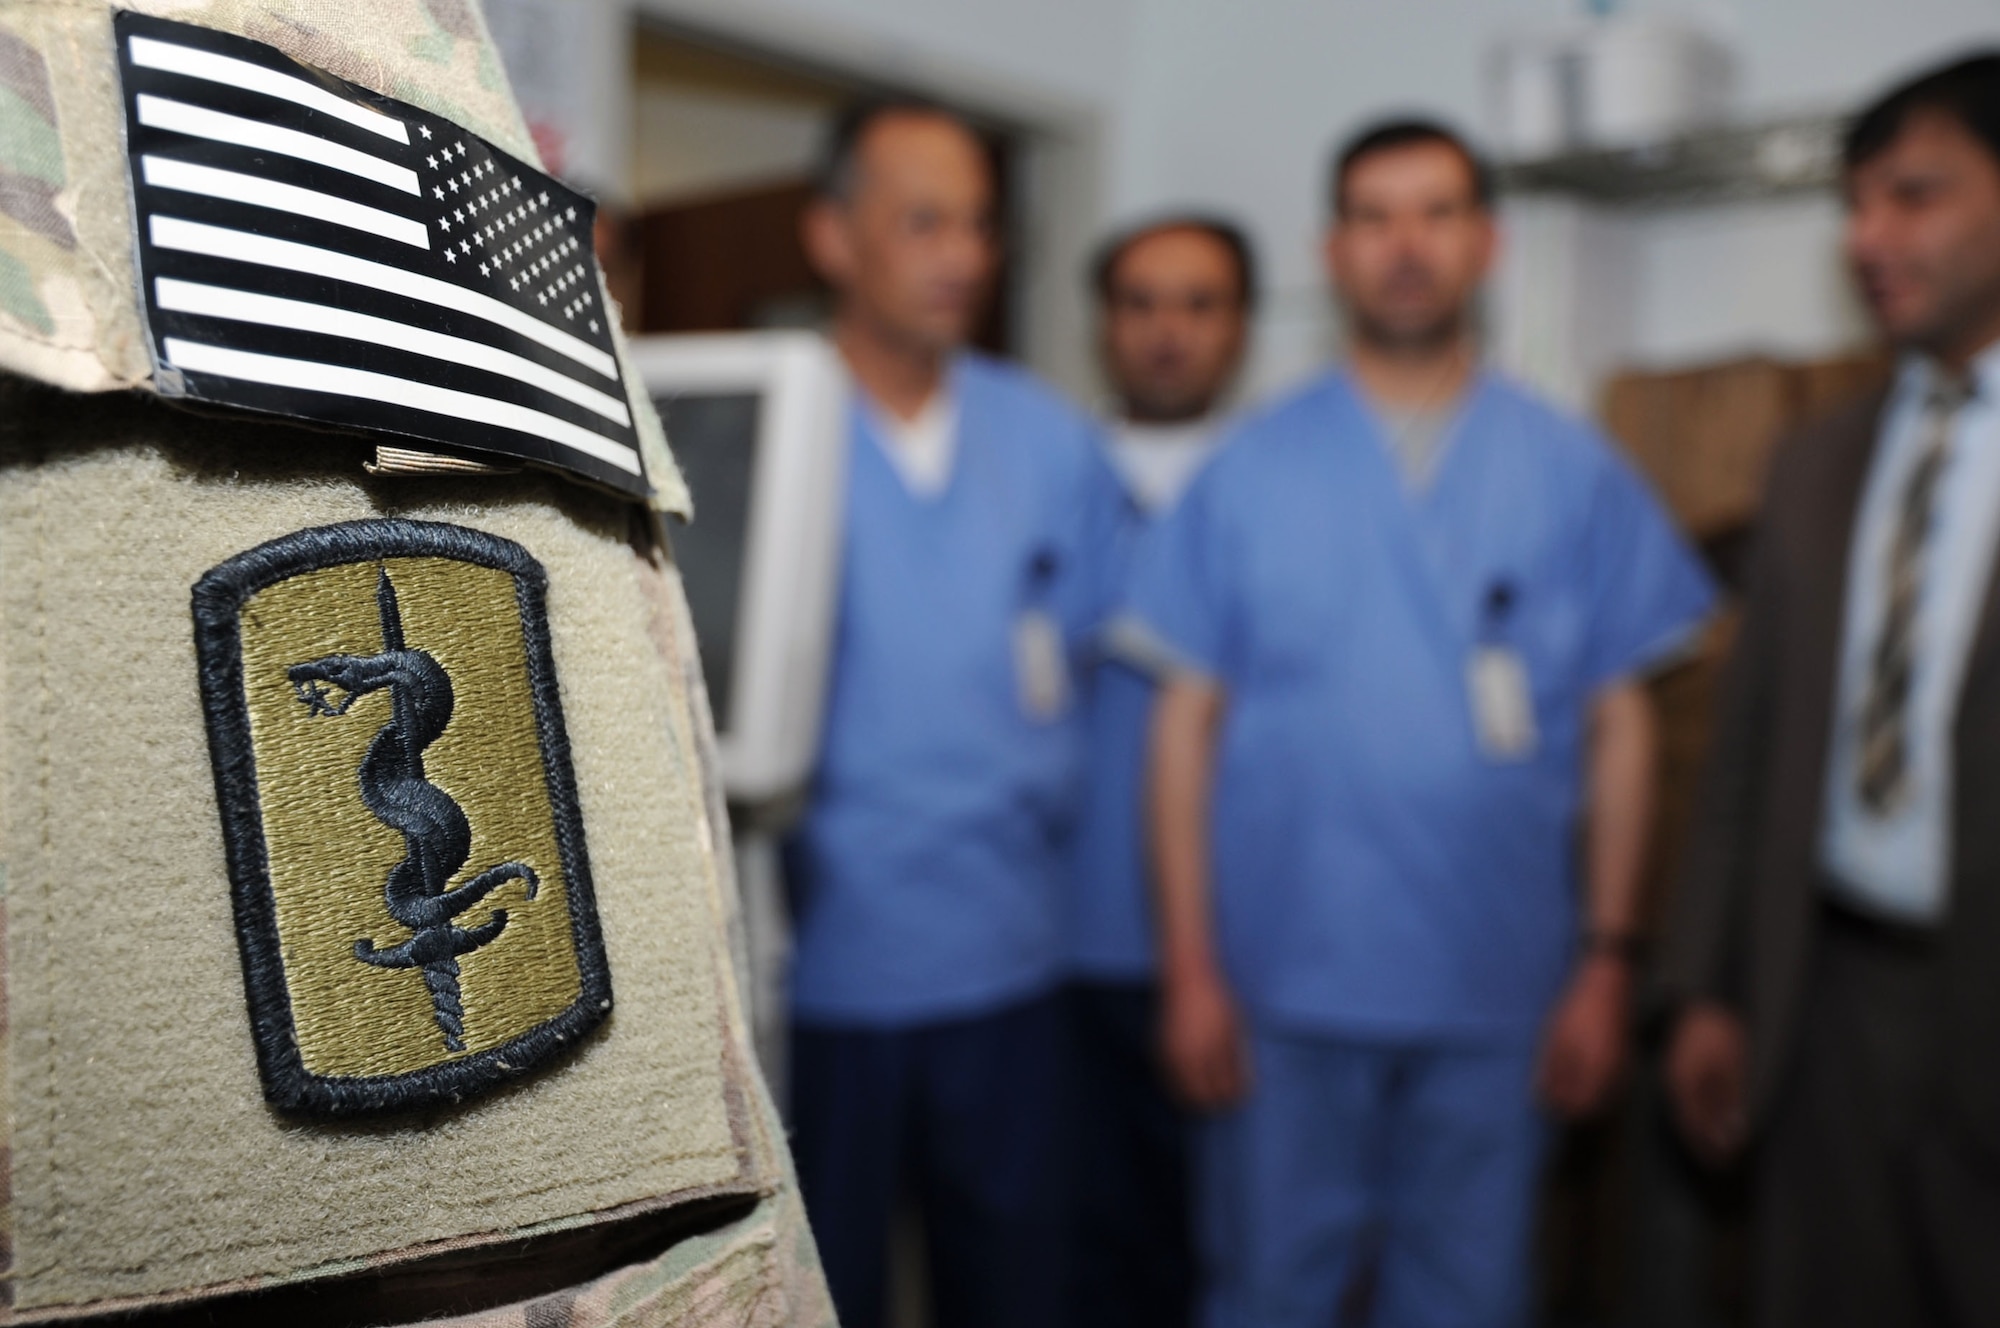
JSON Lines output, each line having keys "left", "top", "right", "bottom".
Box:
{"left": 0, "top": 381, "right": 787, "bottom": 1319}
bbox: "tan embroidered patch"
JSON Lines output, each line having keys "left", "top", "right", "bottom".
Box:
{"left": 195, "top": 519, "right": 613, "bottom": 1113}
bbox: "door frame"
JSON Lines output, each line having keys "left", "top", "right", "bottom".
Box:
{"left": 623, "top": 0, "right": 1108, "bottom": 399}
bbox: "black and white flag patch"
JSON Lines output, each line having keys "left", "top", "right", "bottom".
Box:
{"left": 115, "top": 12, "right": 648, "bottom": 499}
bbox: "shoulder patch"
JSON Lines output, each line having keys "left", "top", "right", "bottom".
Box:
{"left": 192, "top": 519, "right": 612, "bottom": 1115}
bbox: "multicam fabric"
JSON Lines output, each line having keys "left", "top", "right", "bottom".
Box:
{"left": 0, "top": 0, "right": 687, "bottom": 514}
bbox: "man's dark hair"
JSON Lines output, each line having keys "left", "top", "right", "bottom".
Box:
{"left": 1844, "top": 51, "right": 2000, "bottom": 172}
{"left": 1329, "top": 118, "right": 1493, "bottom": 216}
{"left": 814, "top": 97, "right": 984, "bottom": 202}
{"left": 1091, "top": 215, "right": 1260, "bottom": 312}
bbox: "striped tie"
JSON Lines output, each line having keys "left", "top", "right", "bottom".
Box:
{"left": 1856, "top": 376, "right": 1976, "bottom": 814}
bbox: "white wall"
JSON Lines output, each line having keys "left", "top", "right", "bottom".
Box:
{"left": 1730, "top": 0, "right": 2000, "bottom": 118}
{"left": 630, "top": 83, "right": 828, "bottom": 207}
{"left": 487, "top": 0, "right": 634, "bottom": 197}
{"left": 1625, "top": 194, "right": 1869, "bottom": 368}
{"left": 635, "top": 0, "right": 1139, "bottom": 112}
{"left": 620, "top": 0, "right": 1138, "bottom": 189}
{"left": 1491, "top": 196, "right": 1641, "bottom": 411}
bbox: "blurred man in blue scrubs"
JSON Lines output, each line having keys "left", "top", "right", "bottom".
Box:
{"left": 786, "top": 100, "right": 1125, "bottom": 1328}
{"left": 1067, "top": 215, "right": 1256, "bottom": 1328}
{"left": 1131, "top": 120, "right": 1716, "bottom": 1328}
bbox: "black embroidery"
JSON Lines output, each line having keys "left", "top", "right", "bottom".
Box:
{"left": 193, "top": 519, "right": 613, "bottom": 1117}
{"left": 291, "top": 569, "right": 540, "bottom": 1053}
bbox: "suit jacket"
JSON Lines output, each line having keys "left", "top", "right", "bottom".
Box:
{"left": 1660, "top": 384, "right": 2000, "bottom": 1154}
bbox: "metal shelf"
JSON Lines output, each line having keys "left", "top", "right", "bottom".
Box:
{"left": 1495, "top": 113, "right": 1848, "bottom": 205}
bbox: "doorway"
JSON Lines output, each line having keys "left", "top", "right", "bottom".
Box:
{"left": 622, "top": 24, "right": 1020, "bottom": 356}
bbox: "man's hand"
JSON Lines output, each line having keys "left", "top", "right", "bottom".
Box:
{"left": 1545, "top": 678, "right": 1653, "bottom": 1119}
{"left": 1666, "top": 1000, "right": 1749, "bottom": 1165}
{"left": 1536, "top": 951, "right": 1634, "bottom": 1118}
{"left": 1160, "top": 961, "right": 1250, "bottom": 1111}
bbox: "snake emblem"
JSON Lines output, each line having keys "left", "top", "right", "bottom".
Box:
{"left": 288, "top": 567, "right": 539, "bottom": 1053}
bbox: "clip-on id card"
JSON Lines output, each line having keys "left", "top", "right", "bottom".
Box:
{"left": 1468, "top": 578, "right": 1537, "bottom": 761}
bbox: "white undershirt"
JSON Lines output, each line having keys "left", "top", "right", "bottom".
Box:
{"left": 870, "top": 387, "right": 959, "bottom": 498}
{"left": 1106, "top": 418, "right": 1223, "bottom": 514}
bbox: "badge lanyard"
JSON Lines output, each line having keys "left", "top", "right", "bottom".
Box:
{"left": 1467, "top": 578, "right": 1538, "bottom": 761}
{"left": 1014, "top": 548, "right": 1071, "bottom": 722}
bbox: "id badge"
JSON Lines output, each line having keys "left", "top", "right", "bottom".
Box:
{"left": 1014, "top": 609, "right": 1071, "bottom": 721}
{"left": 1467, "top": 646, "right": 1537, "bottom": 761}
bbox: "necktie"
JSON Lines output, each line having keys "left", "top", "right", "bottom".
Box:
{"left": 1856, "top": 376, "right": 1976, "bottom": 814}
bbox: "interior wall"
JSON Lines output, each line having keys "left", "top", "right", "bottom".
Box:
{"left": 632, "top": 0, "right": 1140, "bottom": 112}
{"left": 1490, "top": 196, "right": 1641, "bottom": 413}
{"left": 1625, "top": 194, "right": 1869, "bottom": 370}
{"left": 485, "top": 0, "right": 633, "bottom": 198}
{"left": 629, "top": 39, "right": 838, "bottom": 208}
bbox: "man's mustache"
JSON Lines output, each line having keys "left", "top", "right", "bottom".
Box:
{"left": 1380, "top": 262, "right": 1439, "bottom": 293}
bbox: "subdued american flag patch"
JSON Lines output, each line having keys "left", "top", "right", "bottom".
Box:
{"left": 115, "top": 12, "right": 648, "bottom": 498}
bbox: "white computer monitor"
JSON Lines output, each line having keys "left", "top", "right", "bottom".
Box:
{"left": 629, "top": 331, "right": 848, "bottom": 806}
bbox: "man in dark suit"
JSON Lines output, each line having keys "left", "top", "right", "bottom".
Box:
{"left": 1660, "top": 52, "right": 2000, "bottom": 1327}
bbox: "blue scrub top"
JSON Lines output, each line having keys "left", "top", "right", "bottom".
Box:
{"left": 1067, "top": 477, "right": 1207, "bottom": 981}
{"left": 1068, "top": 649, "right": 1159, "bottom": 980}
{"left": 788, "top": 353, "right": 1128, "bottom": 1027}
{"left": 1127, "top": 370, "right": 1714, "bottom": 1042}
